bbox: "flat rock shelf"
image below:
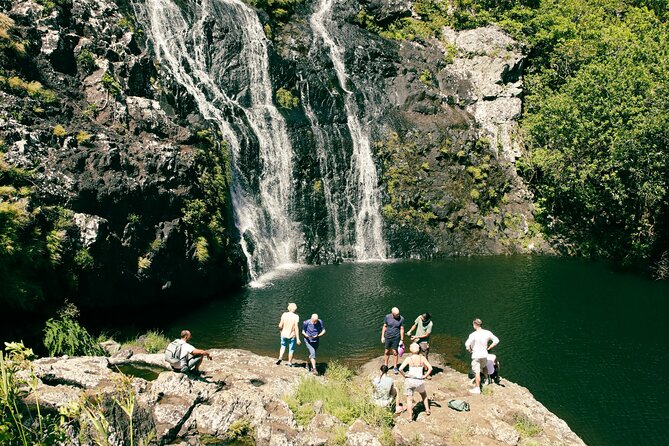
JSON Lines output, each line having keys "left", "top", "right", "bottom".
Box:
{"left": 26, "top": 349, "right": 585, "bottom": 446}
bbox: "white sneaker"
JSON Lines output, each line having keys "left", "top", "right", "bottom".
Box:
{"left": 468, "top": 387, "right": 481, "bottom": 394}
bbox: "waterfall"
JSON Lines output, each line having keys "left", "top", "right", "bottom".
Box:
{"left": 140, "top": 0, "right": 301, "bottom": 280}
{"left": 309, "top": 0, "right": 387, "bottom": 260}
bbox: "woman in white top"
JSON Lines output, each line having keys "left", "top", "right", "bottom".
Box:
{"left": 398, "top": 342, "right": 433, "bottom": 419}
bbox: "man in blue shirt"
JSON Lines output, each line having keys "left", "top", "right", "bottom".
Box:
{"left": 381, "top": 307, "right": 405, "bottom": 374}
{"left": 302, "top": 314, "right": 326, "bottom": 375}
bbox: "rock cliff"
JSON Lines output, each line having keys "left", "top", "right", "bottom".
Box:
{"left": 25, "top": 349, "right": 585, "bottom": 446}
{"left": 1, "top": 0, "right": 548, "bottom": 312}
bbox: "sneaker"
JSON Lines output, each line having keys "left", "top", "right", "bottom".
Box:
{"left": 468, "top": 387, "right": 481, "bottom": 394}
{"left": 312, "top": 369, "right": 319, "bottom": 376}
{"left": 275, "top": 359, "right": 282, "bottom": 365}
{"left": 286, "top": 362, "right": 293, "bottom": 367}
{"left": 393, "top": 366, "right": 399, "bottom": 374}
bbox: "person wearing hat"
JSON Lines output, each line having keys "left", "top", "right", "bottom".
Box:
{"left": 406, "top": 312, "right": 433, "bottom": 360}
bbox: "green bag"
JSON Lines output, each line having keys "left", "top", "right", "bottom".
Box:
{"left": 448, "top": 399, "right": 470, "bottom": 412}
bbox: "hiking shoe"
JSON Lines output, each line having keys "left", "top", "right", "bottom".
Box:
{"left": 393, "top": 366, "right": 399, "bottom": 374}
{"left": 468, "top": 387, "right": 481, "bottom": 394}
{"left": 275, "top": 359, "right": 282, "bottom": 365}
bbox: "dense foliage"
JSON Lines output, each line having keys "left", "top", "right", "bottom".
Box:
{"left": 360, "top": 0, "right": 669, "bottom": 274}
{"left": 42, "top": 303, "right": 105, "bottom": 357}
{"left": 1, "top": 341, "right": 152, "bottom": 446}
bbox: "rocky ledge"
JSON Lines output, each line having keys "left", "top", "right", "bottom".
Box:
{"left": 24, "top": 349, "right": 585, "bottom": 446}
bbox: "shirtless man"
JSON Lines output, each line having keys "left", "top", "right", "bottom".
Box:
{"left": 277, "top": 303, "right": 301, "bottom": 366}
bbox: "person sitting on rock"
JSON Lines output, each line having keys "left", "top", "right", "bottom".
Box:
{"left": 372, "top": 365, "right": 405, "bottom": 414}
{"left": 171, "top": 330, "right": 212, "bottom": 375}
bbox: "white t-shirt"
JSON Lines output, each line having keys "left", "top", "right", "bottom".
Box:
{"left": 280, "top": 311, "right": 300, "bottom": 338}
{"left": 465, "top": 329, "right": 499, "bottom": 359}
{"left": 179, "top": 340, "right": 195, "bottom": 360}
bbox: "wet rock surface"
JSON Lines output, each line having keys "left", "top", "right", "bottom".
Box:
{"left": 25, "top": 349, "right": 585, "bottom": 446}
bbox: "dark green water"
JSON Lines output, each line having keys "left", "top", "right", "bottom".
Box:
{"left": 164, "top": 256, "right": 669, "bottom": 446}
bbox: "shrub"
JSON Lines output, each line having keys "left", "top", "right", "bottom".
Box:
{"left": 43, "top": 302, "right": 105, "bottom": 357}
{"left": 512, "top": 413, "right": 542, "bottom": 437}
{"left": 287, "top": 362, "right": 393, "bottom": 428}
{"left": 0, "top": 341, "right": 68, "bottom": 445}
{"left": 100, "top": 72, "right": 122, "bottom": 96}
{"left": 76, "top": 49, "right": 98, "bottom": 76}
{"left": 75, "top": 131, "right": 92, "bottom": 146}
{"left": 142, "top": 330, "right": 169, "bottom": 353}
{"left": 276, "top": 87, "right": 298, "bottom": 109}
{"left": 53, "top": 124, "right": 66, "bottom": 137}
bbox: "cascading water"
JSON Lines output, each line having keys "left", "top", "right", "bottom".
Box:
{"left": 309, "top": 0, "right": 387, "bottom": 260}
{"left": 139, "top": 0, "right": 301, "bottom": 280}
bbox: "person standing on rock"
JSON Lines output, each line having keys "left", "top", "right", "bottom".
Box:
{"left": 302, "top": 313, "right": 326, "bottom": 375}
{"left": 277, "top": 303, "right": 301, "bottom": 367}
{"left": 465, "top": 318, "right": 499, "bottom": 394}
{"left": 406, "top": 312, "right": 433, "bottom": 360}
{"left": 169, "top": 330, "right": 212, "bottom": 375}
{"left": 381, "top": 307, "right": 405, "bottom": 373}
{"left": 398, "top": 342, "right": 433, "bottom": 419}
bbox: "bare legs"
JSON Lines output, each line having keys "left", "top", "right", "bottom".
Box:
{"left": 383, "top": 349, "right": 398, "bottom": 368}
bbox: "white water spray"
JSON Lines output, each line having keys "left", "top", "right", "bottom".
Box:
{"left": 310, "top": 0, "right": 387, "bottom": 259}
{"left": 141, "top": 0, "right": 301, "bottom": 280}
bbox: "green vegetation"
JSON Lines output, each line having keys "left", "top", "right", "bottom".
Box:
{"left": 0, "top": 342, "right": 67, "bottom": 445}
{"left": 0, "top": 155, "right": 81, "bottom": 311}
{"left": 100, "top": 71, "right": 122, "bottom": 97}
{"left": 75, "top": 131, "right": 92, "bottom": 145}
{"left": 246, "top": 0, "right": 305, "bottom": 22}
{"left": 124, "top": 330, "right": 170, "bottom": 354}
{"left": 0, "top": 76, "right": 56, "bottom": 104}
{"left": 376, "top": 133, "right": 438, "bottom": 227}
{"left": 2, "top": 341, "right": 154, "bottom": 445}
{"left": 512, "top": 413, "right": 542, "bottom": 438}
{"left": 284, "top": 361, "right": 393, "bottom": 429}
{"left": 42, "top": 302, "right": 105, "bottom": 357}
{"left": 76, "top": 49, "right": 98, "bottom": 76}
{"left": 276, "top": 87, "right": 299, "bottom": 109}
{"left": 180, "top": 128, "right": 233, "bottom": 268}
{"left": 52, "top": 124, "right": 66, "bottom": 137}
{"left": 362, "top": 0, "right": 669, "bottom": 273}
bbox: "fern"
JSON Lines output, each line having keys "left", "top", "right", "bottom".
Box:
{"left": 43, "top": 303, "right": 105, "bottom": 357}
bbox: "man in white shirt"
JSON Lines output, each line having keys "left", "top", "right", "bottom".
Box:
{"left": 175, "top": 330, "right": 212, "bottom": 375}
{"left": 464, "top": 318, "right": 499, "bottom": 394}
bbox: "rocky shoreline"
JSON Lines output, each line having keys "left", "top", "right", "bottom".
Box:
{"left": 26, "top": 348, "right": 585, "bottom": 445}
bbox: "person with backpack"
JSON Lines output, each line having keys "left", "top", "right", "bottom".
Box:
{"left": 164, "top": 330, "right": 212, "bottom": 375}
{"left": 465, "top": 318, "right": 499, "bottom": 394}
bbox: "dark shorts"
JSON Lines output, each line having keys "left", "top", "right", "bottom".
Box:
{"left": 384, "top": 337, "right": 400, "bottom": 352}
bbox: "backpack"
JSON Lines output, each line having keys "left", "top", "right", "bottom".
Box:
{"left": 448, "top": 399, "right": 470, "bottom": 412}
{"left": 164, "top": 339, "right": 184, "bottom": 367}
